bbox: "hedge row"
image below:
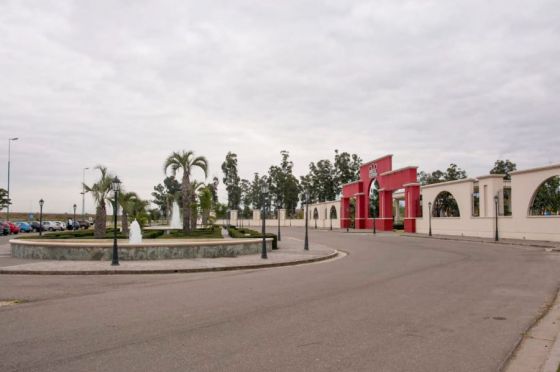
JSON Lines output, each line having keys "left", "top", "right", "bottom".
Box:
{"left": 227, "top": 226, "right": 278, "bottom": 250}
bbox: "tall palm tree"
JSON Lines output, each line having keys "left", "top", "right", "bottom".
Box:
{"left": 84, "top": 165, "right": 114, "bottom": 238}
{"left": 163, "top": 151, "right": 208, "bottom": 233}
{"left": 119, "top": 191, "right": 139, "bottom": 235}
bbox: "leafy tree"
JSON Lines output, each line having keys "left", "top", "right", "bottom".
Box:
{"left": 198, "top": 186, "right": 213, "bottom": 226}
{"left": 84, "top": 165, "right": 115, "bottom": 238}
{"left": 164, "top": 150, "right": 208, "bottom": 233}
{"left": 221, "top": 152, "right": 241, "bottom": 210}
{"left": 531, "top": 176, "right": 560, "bottom": 215}
{"left": 369, "top": 180, "right": 380, "bottom": 218}
{"left": 0, "top": 188, "right": 10, "bottom": 211}
{"left": 490, "top": 159, "right": 517, "bottom": 180}
{"left": 418, "top": 164, "right": 467, "bottom": 185}
{"left": 334, "top": 150, "right": 362, "bottom": 193}
{"left": 240, "top": 178, "right": 252, "bottom": 218}
{"left": 151, "top": 176, "right": 181, "bottom": 223}
{"left": 129, "top": 198, "right": 150, "bottom": 227}
{"left": 268, "top": 151, "right": 300, "bottom": 216}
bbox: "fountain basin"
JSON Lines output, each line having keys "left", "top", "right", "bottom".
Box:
{"left": 10, "top": 238, "right": 273, "bottom": 261}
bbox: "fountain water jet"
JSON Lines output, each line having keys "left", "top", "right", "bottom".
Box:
{"left": 170, "top": 201, "right": 182, "bottom": 229}
{"left": 129, "top": 220, "right": 143, "bottom": 244}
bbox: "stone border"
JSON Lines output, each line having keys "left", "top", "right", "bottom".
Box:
{"left": 0, "top": 250, "right": 340, "bottom": 275}
{"left": 10, "top": 238, "right": 273, "bottom": 261}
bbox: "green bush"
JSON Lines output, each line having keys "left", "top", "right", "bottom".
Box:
{"left": 227, "top": 226, "right": 278, "bottom": 250}
{"left": 157, "top": 225, "right": 222, "bottom": 239}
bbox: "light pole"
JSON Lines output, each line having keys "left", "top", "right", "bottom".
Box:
{"left": 494, "top": 194, "right": 499, "bottom": 241}
{"left": 39, "top": 199, "right": 44, "bottom": 236}
{"left": 73, "top": 204, "right": 77, "bottom": 230}
{"left": 111, "top": 177, "right": 121, "bottom": 266}
{"left": 304, "top": 191, "right": 309, "bottom": 251}
{"left": 276, "top": 202, "right": 282, "bottom": 242}
{"left": 7, "top": 137, "right": 19, "bottom": 221}
{"left": 261, "top": 184, "right": 268, "bottom": 259}
{"left": 428, "top": 201, "right": 432, "bottom": 237}
{"left": 81, "top": 167, "right": 89, "bottom": 219}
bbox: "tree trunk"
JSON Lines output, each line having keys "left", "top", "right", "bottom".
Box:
{"left": 122, "top": 212, "right": 129, "bottom": 235}
{"left": 182, "top": 174, "right": 191, "bottom": 233}
{"left": 94, "top": 203, "right": 107, "bottom": 238}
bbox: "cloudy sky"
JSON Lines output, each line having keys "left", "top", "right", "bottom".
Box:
{"left": 1, "top": 0, "right": 559, "bottom": 214}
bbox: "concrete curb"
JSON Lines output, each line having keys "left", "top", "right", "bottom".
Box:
{"left": 401, "top": 233, "right": 560, "bottom": 251}
{"left": 0, "top": 250, "right": 339, "bottom": 275}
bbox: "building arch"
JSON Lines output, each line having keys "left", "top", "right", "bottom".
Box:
{"left": 529, "top": 175, "right": 560, "bottom": 216}
{"left": 313, "top": 208, "right": 319, "bottom": 220}
{"left": 432, "top": 191, "right": 461, "bottom": 217}
{"left": 330, "top": 205, "right": 338, "bottom": 219}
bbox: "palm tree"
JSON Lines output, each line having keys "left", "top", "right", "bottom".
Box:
{"left": 163, "top": 151, "right": 208, "bottom": 233}
{"left": 84, "top": 165, "right": 114, "bottom": 238}
{"left": 119, "top": 191, "right": 139, "bottom": 235}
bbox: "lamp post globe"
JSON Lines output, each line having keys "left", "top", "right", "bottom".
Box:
{"left": 39, "top": 199, "right": 44, "bottom": 236}
{"left": 111, "top": 176, "right": 121, "bottom": 266}
{"left": 260, "top": 184, "right": 268, "bottom": 259}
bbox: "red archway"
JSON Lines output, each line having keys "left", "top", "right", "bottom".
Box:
{"left": 341, "top": 155, "right": 420, "bottom": 232}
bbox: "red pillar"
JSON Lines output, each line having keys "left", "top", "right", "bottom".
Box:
{"left": 355, "top": 194, "right": 367, "bottom": 229}
{"left": 404, "top": 183, "right": 420, "bottom": 233}
{"left": 378, "top": 190, "right": 393, "bottom": 231}
{"left": 341, "top": 197, "right": 350, "bottom": 229}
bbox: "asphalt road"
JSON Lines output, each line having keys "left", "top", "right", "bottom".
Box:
{"left": 1, "top": 229, "right": 559, "bottom": 372}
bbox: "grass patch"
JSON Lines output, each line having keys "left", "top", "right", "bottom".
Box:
{"left": 227, "top": 226, "right": 278, "bottom": 249}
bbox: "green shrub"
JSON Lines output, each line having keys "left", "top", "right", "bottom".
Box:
{"left": 227, "top": 226, "right": 278, "bottom": 249}
{"left": 157, "top": 225, "right": 222, "bottom": 239}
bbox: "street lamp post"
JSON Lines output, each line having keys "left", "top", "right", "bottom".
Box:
{"left": 7, "top": 137, "right": 19, "bottom": 221}
{"left": 111, "top": 177, "right": 121, "bottom": 266}
{"left": 261, "top": 184, "right": 268, "bottom": 259}
{"left": 39, "top": 199, "right": 44, "bottom": 237}
{"left": 276, "top": 202, "right": 281, "bottom": 242}
{"left": 304, "top": 192, "right": 309, "bottom": 251}
{"left": 73, "top": 204, "right": 77, "bottom": 231}
{"left": 81, "top": 167, "right": 89, "bottom": 219}
{"left": 494, "top": 194, "right": 499, "bottom": 241}
{"left": 428, "top": 202, "right": 432, "bottom": 237}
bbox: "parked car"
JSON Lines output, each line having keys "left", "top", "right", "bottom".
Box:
{"left": 42, "top": 221, "right": 58, "bottom": 231}
{"left": 30, "top": 221, "right": 45, "bottom": 232}
{"left": 78, "top": 220, "right": 90, "bottom": 229}
{"left": 15, "top": 222, "right": 32, "bottom": 233}
{"left": 54, "top": 221, "right": 66, "bottom": 231}
{"left": 0, "top": 222, "right": 10, "bottom": 236}
{"left": 6, "top": 222, "right": 20, "bottom": 234}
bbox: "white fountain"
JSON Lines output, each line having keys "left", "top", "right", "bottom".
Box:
{"left": 170, "top": 201, "right": 182, "bottom": 229}
{"left": 129, "top": 220, "right": 143, "bottom": 244}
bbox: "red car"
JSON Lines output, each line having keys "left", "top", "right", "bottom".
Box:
{"left": 6, "top": 222, "right": 19, "bottom": 234}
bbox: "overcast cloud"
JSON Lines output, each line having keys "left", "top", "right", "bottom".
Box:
{"left": 1, "top": 0, "right": 559, "bottom": 213}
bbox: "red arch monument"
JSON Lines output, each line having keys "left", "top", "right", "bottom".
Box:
{"left": 341, "top": 154, "right": 420, "bottom": 233}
